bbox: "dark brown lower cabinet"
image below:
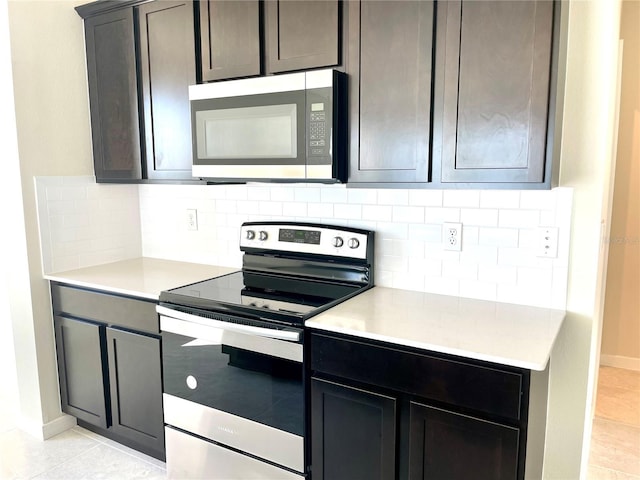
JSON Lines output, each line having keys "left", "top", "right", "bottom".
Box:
{"left": 310, "top": 332, "right": 528, "bottom": 480}
{"left": 106, "top": 327, "right": 164, "bottom": 459}
{"left": 409, "top": 402, "right": 519, "bottom": 480}
{"left": 54, "top": 316, "right": 109, "bottom": 429}
{"left": 311, "top": 378, "right": 396, "bottom": 480}
{"left": 51, "top": 283, "right": 164, "bottom": 461}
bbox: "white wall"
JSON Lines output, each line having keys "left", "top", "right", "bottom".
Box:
{"left": 543, "top": 0, "right": 622, "bottom": 478}
{"left": 5, "top": 0, "right": 93, "bottom": 438}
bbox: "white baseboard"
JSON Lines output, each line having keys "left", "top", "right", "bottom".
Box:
{"left": 600, "top": 354, "right": 640, "bottom": 371}
{"left": 18, "top": 413, "right": 77, "bottom": 440}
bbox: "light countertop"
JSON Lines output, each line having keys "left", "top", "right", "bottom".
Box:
{"left": 306, "top": 286, "right": 565, "bottom": 371}
{"left": 45, "top": 259, "right": 565, "bottom": 370}
{"left": 44, "top": 258, "right": 237, "bottom": 300}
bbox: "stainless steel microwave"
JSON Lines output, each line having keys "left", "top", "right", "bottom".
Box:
{"left": 189, "top": 69, "right": 347, "bottom": 183}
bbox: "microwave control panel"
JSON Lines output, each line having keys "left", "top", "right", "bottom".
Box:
{"left": 307, "top": 88, "right": 332, "bottom": 161}
{"left": 309, "top": 104, "right": 328, "bottom": 157}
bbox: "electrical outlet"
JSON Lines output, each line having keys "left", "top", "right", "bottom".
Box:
{"left": 443, "top": 222, "right": 462, "bottom": 251}
{"left": 186, "top": 209, "right": 198, "bottom": 231}
{"left": 537, "top": 226, "right": 558, "bottom": 258}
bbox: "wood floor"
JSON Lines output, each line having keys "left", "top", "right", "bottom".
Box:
{"left": 588, "top": 366, "right": 640, "bottom": 479}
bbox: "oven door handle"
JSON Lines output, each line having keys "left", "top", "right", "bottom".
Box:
{"left": 157, "top": 305, "right": 302, "bottom": 342}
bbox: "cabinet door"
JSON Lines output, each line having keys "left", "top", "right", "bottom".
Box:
{"left": 54, "top": 316, "right": 110, "bottom": 428}
{"left": 138, "top": 0, "right": 197, "bottom": 181}
{"left": 409, "top": 402, "right": 519, "bottom": 480}
{"left": 311, "top": 377, "right": 396, "bottom": 480}
{"left": 265, "top": 0, "right": 340, "bottom": 73}
{"left": 106, "top": 328, "right": 164, "bottom": 460}
{"left": 84, "top": 8, "right": 142, "bottom": 181}
{"left": 348, "top": 0, "right": 434, "bottom": 184}
{"left": 199, "top": 0, "right": 261, "bottom": 81}
{"left": 437, "top": 0, "right": 554, "bottom": 183}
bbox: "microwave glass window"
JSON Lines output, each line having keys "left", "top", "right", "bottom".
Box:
{"left": 197, "top": 104, "right": 297, "bottom": 159}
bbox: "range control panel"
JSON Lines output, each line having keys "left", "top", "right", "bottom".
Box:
{"left": 240, "top": 223, "right": 371, "bottom": 260}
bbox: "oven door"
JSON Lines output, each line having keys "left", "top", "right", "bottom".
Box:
{"left": 159, "top": 310, "right": 305, "bottom": 476}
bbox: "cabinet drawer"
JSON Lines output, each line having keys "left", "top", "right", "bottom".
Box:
{"left": 311, "top": 333, "right": 524, "bottom": 421}
{"left": 51, "top": 283, "right": 158, "bottom": 334}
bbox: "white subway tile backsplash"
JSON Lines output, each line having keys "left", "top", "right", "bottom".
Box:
{"left": 460, "top": 245, "right": 498, "bottom": 265}
{"left": 408, "top": 223, "right": 441, "bottom": 243}
{"left": 362, "top": 205, "right": 392, "bottom": 222}
{"left": 499, "top": 209, "right": 540, "bottom": 228}
{"left": 459, "top": 280, "right": 497, "bottom": 302}
{"left": 308, "top": 202, "right": 334, "bottom": 218}
{"left": 442, "top": 260, "right": 477, "bottom": 281}
{"left": 294, "top": 187, "right": 321, "bottom": 202}
{"left": 392, "top": 206, "right": 424, "bottom": 223}
{"left": 377, "top": 222, "right": 409, "bottom": 240}
{"left": 247, "top": 186, "right": 271, "bottom": 201}
{"left": 320, "top": 186, "right": 348, "bottom": 203}
{"left": 478, "top": 264, "right": 517, "bottom": 285}
{"left": 479, "top": 190, "right": 520, "bottom": 209}
{"left": 520, "top": 190, "right": 557, "bottom": 210}
{"left": 424, "top": 276, "right": 460, "bottom": 296}
{"left": 478, "top": 227, "right": 519, "bottom": 247}
{"left": 36, "top": 177, "right": 572, "bottom": 310}
{"left": 378, "top": 189, "right": 409, "bottom": 206}
{"left": 424, "top": 207, "right": 460, "bottom": 224}
{"left": 409, "top": 190, "right": 443, "bottom": 207}
{"left": 443, "top": 190, "right": 480, "bottom": 208}
{"left": 462, "top": 226, "right": 479, "bottom": 246}
{"left": 283, "top": 202, "right": 308, "bottom": 217}
{"left": 460, "top": 208, "right": 499, "bottom": 227}
{"left": 347, "top": 189, "right": 377, "bottom": 205}
{"left": 333, "top": 203, "right": 362, "bottom": 220}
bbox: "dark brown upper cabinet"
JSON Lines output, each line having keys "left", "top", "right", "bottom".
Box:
{"left": 138, "top": 0, "right": 196, "bottom": 180}
{"left": 434, "top": 0, "right": 555, "bottom": 185}
{"left": 347, "top": 0, "right": 435, "bottom": 184}
{"left": 264, "top": 0, "right": 341, "bottom": 74}
{"left": 197, "top": 0, "right": 341, "bottom": 82}
{"left": 77, "top": 0, "right": 199, "bottom": 183}
{"left": 198, "top": 0, "right": 262, "bottom": 81}
{"left": 84, "top": 8, "right": 142, "bottom": 181}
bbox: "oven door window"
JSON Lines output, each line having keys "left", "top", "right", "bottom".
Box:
{"left": 162, "top": 330, "right": 303, "bottom": 437}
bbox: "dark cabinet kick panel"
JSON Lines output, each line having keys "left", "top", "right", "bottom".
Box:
{"left": 199, "top": 0, "right": 261, "bottom": 81}
{"left": 84, "top": 8, "right": 141, "bottom": 181}
{"left": 437, "top": 0, "right": 554, "bottom": 183}
{"left": 265, "top": 0, "right": 340, "bottom": 74}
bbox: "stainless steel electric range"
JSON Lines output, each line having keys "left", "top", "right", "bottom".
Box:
{"left": 157, "top": 221, "right": 374, "bottom": 480}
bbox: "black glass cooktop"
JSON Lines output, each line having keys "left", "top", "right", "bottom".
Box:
{"left": 159, "top": 271, "right": 364, "bottom": 326}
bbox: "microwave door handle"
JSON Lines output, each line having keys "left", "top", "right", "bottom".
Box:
{"left": 157, "top": 305, "right": 301, "bottom": 342}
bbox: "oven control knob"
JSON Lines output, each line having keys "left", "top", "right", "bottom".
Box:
{"left": 332, "top": 236, "right": 344, "bottom": 248}
{"left": 246, "top": 230, "right": 256, "bottom": 240}
{"left": 259, "top": 230, "right": 268, "bottom": 241}
{"left": 348, "top": 238, "right": 360, "bottom": 249}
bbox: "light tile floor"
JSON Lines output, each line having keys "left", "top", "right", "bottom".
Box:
{"left": 0, "top": 365, "right": 167, "bottom": 479}
{"left": 1, "top": 365, "right": 638, "bottom": 479}
{"left": 588, "top": 366, "right": 640, "bottom": 479}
